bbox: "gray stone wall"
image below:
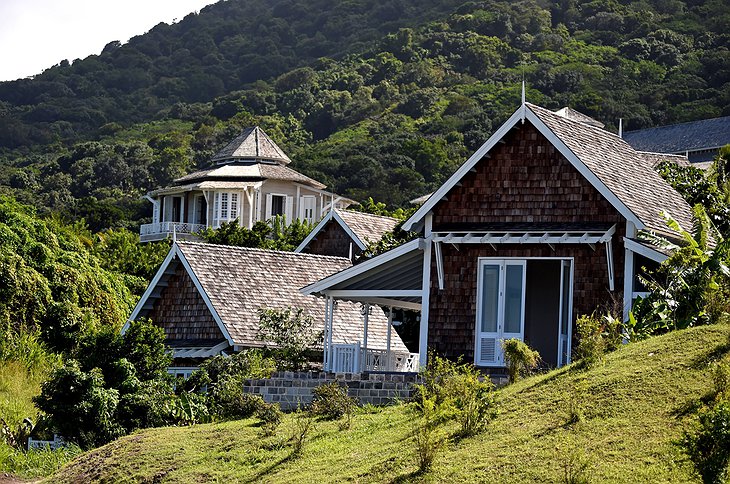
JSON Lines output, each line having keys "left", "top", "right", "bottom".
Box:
{"left": 242, "top": 371, "right": 419, "bottom": 411}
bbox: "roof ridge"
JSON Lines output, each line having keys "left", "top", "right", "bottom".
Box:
{"left": 527, "top": 103, "right": 620, "bottom": 137}
{"left": 176, "top": 240, "right": 352, "bottom": 262}
{"left": 337, "top": 209, "right": 400, "bottom": 222}
{"left": 625, "top": 115, "right": 730, "bottom": 133}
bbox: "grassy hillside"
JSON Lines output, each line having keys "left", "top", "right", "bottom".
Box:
{"left": 50, "top": 324, "right": 729, "bottom": 483}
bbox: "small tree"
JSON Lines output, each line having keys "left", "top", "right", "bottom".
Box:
{"left": 257, "top": 307, "right": 322, "bottom": 371}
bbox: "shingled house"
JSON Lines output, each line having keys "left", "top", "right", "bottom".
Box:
{"left": 623, "top": 115, "right": 730, "bottom": 164}
{"left": 303, "top": 101, "right": 693, "bottom": 372}
{"left": 125, "top": 241, "right": 413, "bottom": 376}
{"left": 295, "top": 209, "right": 399, "bottom": 260}
{"left": 140, "top": 126, "right": 354, "bottom": 242}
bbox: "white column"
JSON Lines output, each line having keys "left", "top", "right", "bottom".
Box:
{"left": 328, "top": 298, "right": 336, "bottom": 371}
{"left": 361, "top": 303, "right": 370, "bottom": 372}
{"left": 323, "top": 296, "right": 332, "bottom": 371}
{"left": 418, "top": 214, "right": 433, "bottom": 368}
{"left": 386, "top": 307, "right": 393, "bottom": 371}
{"left": 622, "top": 221, "right": 637, "bottom": 322}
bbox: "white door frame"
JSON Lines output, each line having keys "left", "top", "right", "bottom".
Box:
{"left": 474, "top": 257, "right": 574, "bottom": 367}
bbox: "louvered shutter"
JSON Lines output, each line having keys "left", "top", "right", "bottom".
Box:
{"left": 265, "top": 193, "right": 272, "bottom": 220}
{"left": 285, "top": 196, "right": 294, "bottom": 224}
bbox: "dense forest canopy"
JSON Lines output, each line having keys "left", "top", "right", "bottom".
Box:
{"left": 0, "top": 0, "right": 729, "bottom": 229}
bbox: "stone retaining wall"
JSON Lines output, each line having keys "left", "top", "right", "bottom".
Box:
{"left": 242, "top": 371, "right": 419, "bottom": 411}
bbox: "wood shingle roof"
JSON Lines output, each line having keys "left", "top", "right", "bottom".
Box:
{"left": 211, "top": 126, "right": 292, "bottom": 165}
{"left": 174, "top": 242, "right": 406, "bottom": 350}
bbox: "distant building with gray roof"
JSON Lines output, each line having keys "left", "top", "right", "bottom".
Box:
{"left": 623, "top": 116, "right": 730, "bottom": 163}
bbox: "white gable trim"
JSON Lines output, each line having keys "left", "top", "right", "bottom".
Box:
{"left": 123, "top": 243, "right": 235, "bottom": 346}
{"left": 623, "top": 237, "right": 669, "bottom": 263}
{"left": 402, "top": 108, "right": 525, "bottom": 232}
{"left": 301, "top": 238, "right": 425, "bottom": 296}
{"left": 175, "top": 248, "right": 235, "bottom": 345}
{"left": 294, "top": 210, "right": 367, "bottom": 254}
{"left": 402, "top": 105, "right": 644, "bottom": 232}
{"left": 124, "top": 246, "right": 178, "bottom": 333}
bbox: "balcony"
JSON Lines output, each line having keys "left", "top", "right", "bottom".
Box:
{"left": 139, "top": 222, "right": 206, "bottom": 242}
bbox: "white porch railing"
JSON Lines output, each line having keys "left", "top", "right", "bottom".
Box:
{"left": 330, "top": 343, "right": 419, "bottom": 373}
{"left": 140, "top": 222, "right": 206, "bottom": 239}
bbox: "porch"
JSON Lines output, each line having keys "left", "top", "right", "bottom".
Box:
{"left": 304, "top": 239, "right": 425, "bottom": 373}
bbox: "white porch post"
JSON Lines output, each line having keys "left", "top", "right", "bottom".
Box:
{"left": 361, "top": 303, "right": 370, "bottom": 372}
{"left": 419, "top": 214, "right": 433, "bottom": 368}
{"left": 622, "top": 221, "right": 637, "bottom": 321}
{"left": 246, "top": 187, "right": 255, "bottom": 229}
{"left": 323, "top": 295, "right": 330, "bottom": 371}
{"left": 328, "top": 298, "right": 336, "bottom": 371}
{"left": 386, "top": 307, "right": 393, "bottom": 371}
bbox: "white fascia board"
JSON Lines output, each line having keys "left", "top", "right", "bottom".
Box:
{"left": 402, "top": 107, "right": 525, "bottom": 232}
{"left": 294, "top": 210, "right": 334, "bottom": 253}
{"left": 623, "top": 237, "right": 669, "bottom": 263}
{"left": 524, "top": 108, "right": 644, "bottom": 230}
{"left": 124, "top": 244, "right": 179, "bottom": 334}
{"left": 175, "top": 249, "right": 236, "bottom": 346}
{"left": 301, "top": 238, "right": 425, "bottom": 296}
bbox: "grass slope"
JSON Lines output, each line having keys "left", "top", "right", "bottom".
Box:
{"left": 50, "top": 324, "right": 729, "bottom": 483}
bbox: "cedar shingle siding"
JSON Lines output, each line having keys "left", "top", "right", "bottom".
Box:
{"left": 148, "top": 262, "right": 224, "bottom": 342}
{"left": 428, "top": 122, "right": 625, "bottom": 362}
{"left": 305, "top": 222, "right": 355, "bottom": 259}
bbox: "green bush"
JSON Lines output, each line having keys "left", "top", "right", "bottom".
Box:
{"left": 501, "top": 339, "right": 540, "bottom": 383}
{"left": 310, "top": 382, "right": 357, "bottom": 421}
{"left": 186, "top": 349, "right": 275, "bottom": 420}
{"left": 413, "top": 393, "right": 443, "bottom": 472}
{"left": 416, "top": 355, "right": 497, "bottom": 437}
{"left": 256, "top": 402, "right": 283, "bottom": 436}
{"left": 575, "top": 314, "right": 607, "bottom": 368}
{"left": 680, "top": 401, "right": 730, "bottom": 484}
{"left": 290, "top": 407, "right": 315, "bottom": 457}
{"left": 714, "top": 361, "right": 730, "bottom": 400}
{"left": 0, "top": 441, "right": 82, "bottom": 479}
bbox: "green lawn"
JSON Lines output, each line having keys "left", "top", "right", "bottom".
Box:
{"left": 50, "top": 324, "right": 729, "bottom": 483}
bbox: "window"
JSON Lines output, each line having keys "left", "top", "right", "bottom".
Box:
{"left": 271, "top": 195, "right": 285, "bottom": 217}
{"left": 213, "top": 192, "right": 239, "bottom": 227}
{"left": 265, "top": 193, "right": 293, "bottom": 222}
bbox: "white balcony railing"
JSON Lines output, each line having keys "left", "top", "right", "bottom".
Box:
{"left": 330, "top": 343, "right": 419, "bottom": 373}
{"left": 140, "top": 222, "right": 206, "bottom": 239}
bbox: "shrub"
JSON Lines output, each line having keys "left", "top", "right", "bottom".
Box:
{"left": 416, "top": 354, "right": 497, "bottom": 437}
{"left": 310, "top": 382, "right": 357, "bottom": 421}
{"left": 713, "top": 361, "right": 730, "bottom": 401}
{"left": 256, "top": 402, "right": 283, "bottom": 436}
{"left": 413, "top": 394, "right": 443, "bottom": 472}
{"left": 574, "top": 314, "right": 607, "bottom": 368}
{"left": 188, "top": 349, "right": 275, "bottom": 420}
{"left": 290, "top": 407, "right": 315, "bottom": 457}
{"left": 680, "top": 401, "right": 730, "bottom": 484}
{"left": 502, "top": 339, "right": 540, "bottom": 383}
{"left": 561, "top": 444, "right": 591, "bottom": 484}
{"left": 257, "top": 307, "right": 322, "bottom": 371}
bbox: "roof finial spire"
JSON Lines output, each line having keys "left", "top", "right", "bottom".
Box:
{"left": 618, "top": 118, "right": 623, "bottom": 138}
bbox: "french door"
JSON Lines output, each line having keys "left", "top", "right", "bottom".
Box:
{"left": 475, "top": 259, "right": 526, "bottom": 366}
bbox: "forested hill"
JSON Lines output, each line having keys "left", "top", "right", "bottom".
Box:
{"left": 0, "top": 0, "right": 468, "bottom": 149}
{"left": 0, "top": 0, "right": 729, "bottom": 230}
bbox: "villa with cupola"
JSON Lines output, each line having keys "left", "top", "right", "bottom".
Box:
{"left": 139, "top": 126, "right": 354, "bottom": 242}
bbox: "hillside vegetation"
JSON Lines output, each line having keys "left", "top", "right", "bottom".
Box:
{"left": 1, "top": 0, "right": 729, "bottom": 228}
{"left": 50, "top": 324, "right": 729, "bottom": 483}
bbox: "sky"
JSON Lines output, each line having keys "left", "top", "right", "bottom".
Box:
{"left": 0, "top": 0, "right": 219, "bottom": 82}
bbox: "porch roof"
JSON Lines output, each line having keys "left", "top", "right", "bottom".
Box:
{"left": 148, "top": 181, "right": 259, "bottom": 196}
{"left": 301, "top": 238, "right": 425, "bottom": 311}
